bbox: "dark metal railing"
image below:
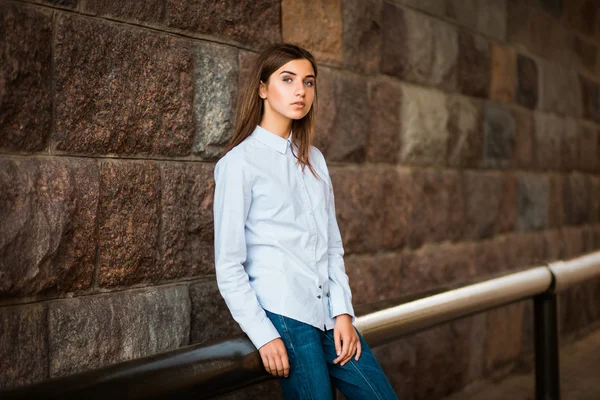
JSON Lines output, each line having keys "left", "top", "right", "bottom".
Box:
{"left": 2, "top": 251, "right": 599, "bottom": 400}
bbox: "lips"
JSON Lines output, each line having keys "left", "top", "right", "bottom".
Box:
{"left": 292, "top": 102, "right": 305, "bottom": 107}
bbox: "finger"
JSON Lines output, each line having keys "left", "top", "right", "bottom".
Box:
{"left": 268, "top": 355, "right": 278, "bottom": 377}
{"left": 262, "top": 355, "right": 271, "bottom": 374}
{"left": 355, "top": 340, "right": 362, "bottom": 361}
{"left": 337, "top": 335, "right": 351, "bottom": 364}
{"left": 281, "top": 352, "right": 290, "bottom": 377}
{"left": 274, "top": 355, "right": 285, "bottom": 377}
{"left": 341, "top": 341, "right": 356, "bottom": 366}
{"left": 333, "top": 330, "right": 342, "bottom": 363}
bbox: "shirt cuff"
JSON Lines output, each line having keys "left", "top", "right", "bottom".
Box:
{"left": 245, "top": 316, "right": 282, "bottom": 350}
{"left": 331, "top": 296, "right": 356, "bottom": 323}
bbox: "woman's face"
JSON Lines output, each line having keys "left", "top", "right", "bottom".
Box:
{"left": 259, "top": 59, "right": 316, "bottom": 122}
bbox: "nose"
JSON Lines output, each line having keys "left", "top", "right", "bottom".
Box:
{"left": 295, "top": 81, "right": 305, "bottom": 97}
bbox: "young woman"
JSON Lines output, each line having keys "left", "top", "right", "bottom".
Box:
{"left": 213, "top": 43, "right": 398, "bottom": 400}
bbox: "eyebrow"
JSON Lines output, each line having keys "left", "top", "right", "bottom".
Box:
{"left": 279, "top": 70, "right": 316, "bottom": 79}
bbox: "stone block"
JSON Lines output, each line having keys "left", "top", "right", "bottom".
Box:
{"left": 562, "top": 118, "right": 580, "bottom": 172}
{"left": 489, "top": 44, "right": 516, "bottom": 104}
{"left": 564, "top": 0, "right": 598, "bottom": 38}
{"left": 463, "top": 171, "right": 517, "bottom": 239}
{"left": 511, "top": 108, "right": 534, "bottom": 168}
{"left": 562, "top": 226, "right": 586, "bottom": 258}
{"left": 189, "top": 279, "right": 243, "bottom": 345}
{"left": 367, "top": 79, "right": 402, "bottom": 163}
{"left": 405, "top": 242, "right": 478, "bottom": 291}
{"left": 569, "top": 34, "right": 597, "bottom": 75}
{"left": 34, "top": 0, "right": 77, "bottom": 8}
{"left": 314, "top": 68, "right": 370, "bottom": 162}
{"left": 446, "top": 0, "right": 507, "bottom": 40}
{"left": 0, "top": 158, "right": 98, "bottom": 296}
{"left": 192, "top": 43, "right": 239, "bottom": 159}
{"left": 547, "top": 174, "right": 565, "bottom": 229}
{"left": 389, "top": 0, "right": 445, "bottom": 15}
{"left": 589, "top": 177, "right": 600, "bottom": 224}
{"left": 501, "top": 232, "right": 547, "bottom": 270}
{"left": 0, "top": 3, "right": 52, "bottom": 152}
{"left": 482, "top": 102, "right": 516, "bottom": 168}
{"left": 344, "top": 252, "right": 408, "bottom": 305}
{"left": 580, "top": 75, "right": 600, "bottom": 124}
{"left": 516, "top": 173, "right": 549, "bottom": 232}
{"left": 399, "top": 84, "right": 449, "bottom": 166}
{"left": 538, "top": 0, "right": 564, "bottom": 18}
{"left": 457, "top": 30, "right": 490, "bottom": 98}
{"left": 534, "top": 113, "right": 563, "bottom": 171}
{"left": 484, "top": 302, "right": 525, "bottom": 372}
{"left": 446, "top": 95, "right": 483, "bottom": 168}
{"left": 0, "top": 303, "right": 48, "bottom": 390}
{"left": 371, "top": 336, "right": 416, "bottom": 399}
{"left": 538, "top": 60, "right": 582, "bottom": 117}
{"left": 579, "top": 123, "right": 599, "bottom": 172}
{"left": 516, "top": 54, "right": 538, "bottom": 109}
{"left": 381, "top": 4, "right": 458, "bottom": 90}
{"left": 97, "top": 161, "right": 160, "bottom": 287}
{"left": 409, "top": 169, "right": 465, "bottom": 246}
{"left": 562, "top": 173, "right": 590, "bottom": 225}
{"left": 472, "top": 237, "right": 509, "bottom": 276}
{"left": 166, "top": 0, "right": 280, "bottom": 48}
{"left": 543, "top": 229, "right": 566, "bottom": 262}
{"left": 53, "top": 14, "right": 195, "bottom": 156}
{"left": 160, "top": 163, "right": 215, "bottom": 280}
{"left": 81, "top": 0, "right": 164, "bottom": 25}
{"left": 48, "top": 286, "right": 190, "bottom": 377}
{"left": 342, "top": 0, "right": 381, "bottom": 74}
{"left": 330, "top": 166, "right": 412, "bottom": 253}
{"left": 412, "top": 320, "right": 472, "bottom": 400}
{"left": 282, "top": 0, "right": 342, "bottom": 64}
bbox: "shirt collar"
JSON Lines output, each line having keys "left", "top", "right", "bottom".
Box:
{"left": 251, "top": 125, "right": 293, "bottom": 154}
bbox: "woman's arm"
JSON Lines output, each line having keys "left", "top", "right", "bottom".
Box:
{"left": 213, "top": 154, "right": 280, "bottom": 350}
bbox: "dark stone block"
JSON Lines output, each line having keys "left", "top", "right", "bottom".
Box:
{"left": 409, "top": 169, "right": 465, "bottom": 247}
{"left": 516, "top": 173, "right": 549, "bottom": 232}
{"left": 0, "top": 158, "right": 98, "bottom": 296}
{"left": 464, "top": 171, "right": 517, "bottom": 239}
{"left": 367, "top": 79, "right": 401, "bottom": 163}
{"left": 97, "top": 161, "right": 160, "bottom": 287}
{"left": 483, "top": 102, "right": 516, "bottom": 168}
{"left": 547, "top": 174, "right": 565, "bottom": 228}
{"left": 534, "top": 113, "right": 562, "bottom": 171}
{"left": 330, "top": 166, "right": 412, "bottom": 253}
{"left": 314, "top": 68, "right": 370, "bottom": 163}
{"left": 580, "top": 76, "right": 600, "bottom": 123}
{"left": 371, "top": 336, "right": 416, "bottom": 399}
{"left": 0, "top": 303, "right": 48, "bottom": 390}
{"left": 189, "top": 279, "right": 243, "bottom": 345}
{"left": 565, "top": 0, "right": 598, "bottom": 37}
{"left": 511, "top": 108, "right": 534, "bottom": 168}
{"left": 562, "top": 173, "right": 590, "bottom": 225}
{"left": 167, "top": 0, "right": 280, "bottom": 48}
{"left": 579, "top": 123, "right": 599, "bottom": 172}
{"left": 569, "top": 34, "right": 597, "bottom": 74}
{"left": 539, "top": 0, "right": 564, "bottom": 19}
{"left": 484, "top": 302, "right": 525, "bottom": 373}
{"left": 457, "top": 31, "right": 490, "bottom": 98}
{"left": 81, "top": 0, "right": 164, "bottom": 24}
{"left": 342, "top": 0, "right": 381, "bottom": 74}
{"left": 53, "top": 14, "right": 195, "bottom": 156}
{"left": 161, "top": 163, "right": 215, "bottom": 280}
{"left": 0, "top": 3, "right": 52, "bottom": 152}
{"left": 48, "top": 286, "right": 190, "bottom": 377}
{"left": 380, "top": 2, "right": 407, "bottom": 79}
{"left": 446, "top": 95, "right": 483, "bottom": 168}
{"left": 516, "top": 54, "right": 538, "bottom": 109}
{"left": 562, "top": 119, "right": 580, "bottom": 172}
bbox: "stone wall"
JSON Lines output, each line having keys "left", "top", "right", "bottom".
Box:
{"left": 1, "top": 0, "right": 600, "bottom": 398}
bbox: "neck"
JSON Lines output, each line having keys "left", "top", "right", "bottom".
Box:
{"left": 259, "top": 108, "right": 292, "bottom": 139}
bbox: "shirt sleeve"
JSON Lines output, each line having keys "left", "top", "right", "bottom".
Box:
{"left": 320, "top": 155, "right": 356, "bottom": 323}
{"left": 213, "top": 154, "right": 281, "bottom": 350}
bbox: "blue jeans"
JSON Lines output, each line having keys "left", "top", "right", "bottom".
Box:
{"left": 264, "top": 309, "right": 399, "bottom": 400}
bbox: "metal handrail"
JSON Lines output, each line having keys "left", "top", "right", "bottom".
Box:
{"left": 2, "top": 251, "right": 600, "bottom": 400}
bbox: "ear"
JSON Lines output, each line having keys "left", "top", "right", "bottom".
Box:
{"left": 258, "top": 80, "right": 267, "bottom": 99}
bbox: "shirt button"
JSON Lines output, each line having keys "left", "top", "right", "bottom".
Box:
{"left": 317, "top": 295, "right": 321, "bottom": 299}
{"left": 307, "top": 210, "right": 312, "bottom": 215}
{"left": 299, "top": 184, "right": 305, "bottom": 189}
{"left": 319, "top": 285, "right": 322, "bottom": 289}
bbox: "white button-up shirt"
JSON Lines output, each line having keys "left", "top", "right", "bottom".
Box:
{"left": 213, "top": 124, "right": 356, "bottom": 350}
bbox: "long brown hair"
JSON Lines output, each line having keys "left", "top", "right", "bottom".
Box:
{"left": 226, "top": 42, "right": 319, "bottom": 178}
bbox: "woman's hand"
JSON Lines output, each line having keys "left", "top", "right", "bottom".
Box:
{"left": 258, "top": 338, "right": 290, "bottom": 377}
{"left": 332, "top": 314, "right": 362, "bottom": 366}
